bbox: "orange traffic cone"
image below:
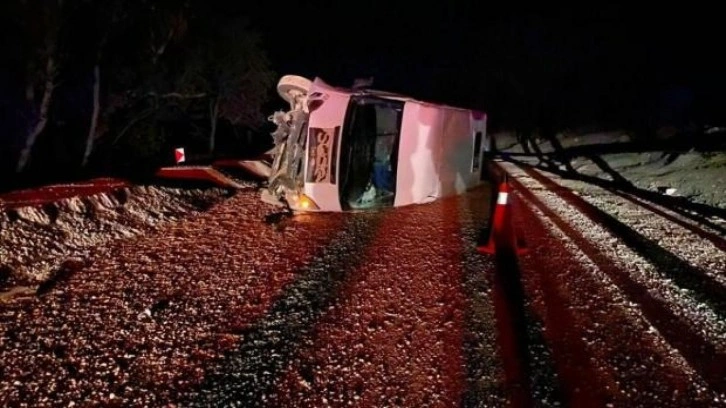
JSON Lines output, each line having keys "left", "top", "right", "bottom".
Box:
{"left": 478, "top": 177, "right": 527, "bottom": 255}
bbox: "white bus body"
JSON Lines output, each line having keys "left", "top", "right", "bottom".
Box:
{"left": 264, "top": 75, "right": 488, "bottom": 212}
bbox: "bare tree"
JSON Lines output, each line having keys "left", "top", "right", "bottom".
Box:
{"left": 83, "top": 0, "right": 189, "bottom": 164}
{"left": 81, "top": 1, "right": 122, "bottom": 167}
{"left": 209, "top": 96, "right": 220, "bottom": 154}
{"left": 81, "top": 63, "right": 101, "bottom": 167}
{"left": 15, "top": 1, "right": 64, "bottom": 173}
{"left": 180, "top": 19, "right": 275, "bottom": 153}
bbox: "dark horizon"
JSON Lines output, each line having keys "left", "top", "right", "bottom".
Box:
{"left": 245, "top": 4, "right": 724, "bottom": 131}
{"left": 1, "top": 1, "right": 723, "bottom": 185}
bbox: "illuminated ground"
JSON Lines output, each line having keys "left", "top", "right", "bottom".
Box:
{"left": 1, "top": 174, "right": 724, "bottom": 406}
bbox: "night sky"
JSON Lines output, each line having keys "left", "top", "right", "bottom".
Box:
{"left": 238, "top": 3, "right": 723, "bottom": 130}
{"left": 1, "top": 1, "right": 721, "bottom": 184}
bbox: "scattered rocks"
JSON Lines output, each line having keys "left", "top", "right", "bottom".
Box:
{"left": 0, "top": 185, "right": 230, "bottom": 287}
{"left": 0, "top": 189, "right": 348, "bottom": 406}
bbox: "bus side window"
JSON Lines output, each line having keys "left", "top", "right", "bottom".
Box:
{"left": 472, "top": 131, "right": 483, "bottom": 171}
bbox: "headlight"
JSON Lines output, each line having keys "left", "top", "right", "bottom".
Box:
{"left": 287, "top": 192, "right": 320, "bottom": 211}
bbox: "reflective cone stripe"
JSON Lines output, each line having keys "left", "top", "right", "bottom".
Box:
{"left": 497, "top": 192, "right": 509, "bottom": 205}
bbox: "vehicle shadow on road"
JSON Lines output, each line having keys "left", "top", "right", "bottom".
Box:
{"left": 513, "top": 163, "right": 726, "bottom": 317}
{"left": 501, "top": 150, "right": 726, "bottom": 237}
{"left": 182, "top": 214, "right": 383, "bottom": 407}
{"left": 507, "top": 170, "right": 726, "bottom": 394}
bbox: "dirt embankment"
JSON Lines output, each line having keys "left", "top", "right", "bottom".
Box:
{"left": 0, "top": 185, "right": 233, "bottom": 290}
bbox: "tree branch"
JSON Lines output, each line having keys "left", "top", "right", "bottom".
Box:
{"left": 145, "top": 91, "right": 207, "bottom": 99}
{"left": 112, "top": 108, "right": 156, "bottom": 145}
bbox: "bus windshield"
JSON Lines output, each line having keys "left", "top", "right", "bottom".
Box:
{"left": 338, "top": 96, "right": 404, "bottom": 210}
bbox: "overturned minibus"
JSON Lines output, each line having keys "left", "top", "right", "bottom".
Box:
{"left": 259, "top": 75, "right": 489, "bottom": 212}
